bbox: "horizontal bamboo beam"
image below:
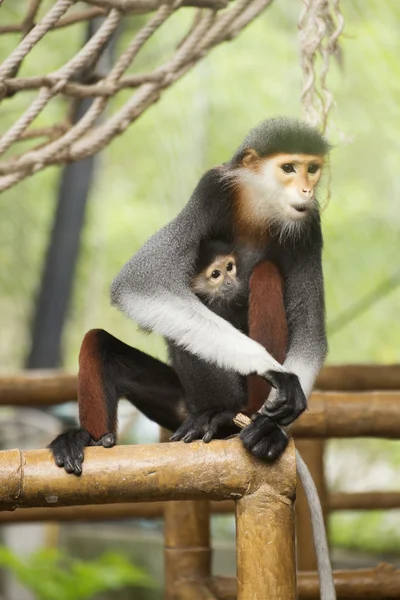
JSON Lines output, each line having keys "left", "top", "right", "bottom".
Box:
{"left": 1, "top": 365, "right": 399, "bottom": 406}
{"left": 292, "top": 392, "right": 400, "bottom": 438}
{"left": 0, "top": 439, "right": 297, "bottom": 600}
{"left": 4, "top": 487, "right": 400, "bottom": 524}
{"left": 176, "top": 583, "right": 218, "bottom": 600}
{"left": 0, "top": 370, "right": 76, "bottom": 406}
{"left": 0, "top": 500, "right": 234, "bottom": 524}
{"left": 316, "top": 364, "right": 400, "bottom": 391}
{"left": 213, "top": 563, "right": 400, "bottom": 599}
{"left": 329, "top": 491, "right": 400, "bottom": 511}
{"left": 0, "top": 438, "right": 295, "bottom": 511}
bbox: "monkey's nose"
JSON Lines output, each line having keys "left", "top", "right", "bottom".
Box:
{"left": 302, "top": 188, "right": 312, "bottom": 196}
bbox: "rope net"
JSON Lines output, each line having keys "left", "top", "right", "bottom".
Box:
{"left": 0, "top": 0, "right": 274, "bottom": 193}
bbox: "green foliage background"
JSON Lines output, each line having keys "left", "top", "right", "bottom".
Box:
{"left": 0, "top": 547, "right": 152, "bottom": 600}
{"left": 1, "top": 0, "right": 399, "bottom": 370}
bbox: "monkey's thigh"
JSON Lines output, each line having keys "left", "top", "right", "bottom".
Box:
{"left": 94, "top": 330, "right": 186, "bottom": 432}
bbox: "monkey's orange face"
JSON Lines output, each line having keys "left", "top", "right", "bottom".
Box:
{"left": 240, "top": 149, "right": 324, "bottom": 224}
{"left": 273, "top": 152, "right": 322, "bottom": 193}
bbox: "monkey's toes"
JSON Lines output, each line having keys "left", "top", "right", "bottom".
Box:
{"left": 48, "top": 428, "right": 93, "bottom": 476}
{"left": 240, "top": 414, "right": 288, "bottom": 462}
{"left": 91, "top": 432, "right": 116, "bottom": 448}
{"left": 251, "top": 429, "right": 288, "bottom": 461}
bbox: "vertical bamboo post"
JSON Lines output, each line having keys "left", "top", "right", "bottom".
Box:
{"left": 295, "top": 439, "right": 328, "bottom": 571}
{"left": 165, "top": 500, "right": 212, "bottom": 599}
{"left": 161, "top": 429, "right": 212, "bottom": 600}
{"left": 236, "top": 485, "right": 296, "bottom": 600}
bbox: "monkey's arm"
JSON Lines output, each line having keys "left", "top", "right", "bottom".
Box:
{"left": 111, "top": 170, "right": 285, "bottom": 380}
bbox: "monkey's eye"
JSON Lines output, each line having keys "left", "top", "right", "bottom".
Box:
{"left": 308, "top": 164, "right": 320, "bottom": 174}
{"left": 211, "top": 270, "right": 221, "bottom": 279}
{"left": 226, "top": 262, "right": 234, "bottom": 272}
{"left": 281, "top": 163, "right": 295, "bottom": 174}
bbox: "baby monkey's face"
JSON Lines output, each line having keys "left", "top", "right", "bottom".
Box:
{"left": 191, "top": 254, "right": 240, "bottom": 301}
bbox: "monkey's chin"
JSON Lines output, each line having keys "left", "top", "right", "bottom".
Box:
{"left": 287, "top": 205, "right": 310, "bottom": 221}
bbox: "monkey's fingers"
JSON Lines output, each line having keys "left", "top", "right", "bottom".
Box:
{"left": 170, "top": 418, "right": 202, "bottom": 443}
{"left": 264, "top": 394, "right": 306, "bottom": 425}
{"left": 202, "top": 410, "right": 240, "bottom": 443}
{"left": 262, "top": 372, "right": 307, "bottom": 426}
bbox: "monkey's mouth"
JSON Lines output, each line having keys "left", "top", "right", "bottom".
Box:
{"left": 294, "top": 205, "right": 307, "bottom": 213}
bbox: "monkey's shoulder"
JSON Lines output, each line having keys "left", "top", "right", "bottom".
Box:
{"left": 189, "top": 166, "right": 233, "bottom": 217}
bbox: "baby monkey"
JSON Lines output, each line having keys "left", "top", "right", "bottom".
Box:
{"left": 190, "top": 240, "right": 248, "bottom": 333}
{"left": 191, "top": 242, "right": 239, "bottom": 300}
{"left": 190, "top": 241, "right": 335, "bottom": 600}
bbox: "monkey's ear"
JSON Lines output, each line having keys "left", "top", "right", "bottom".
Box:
{"left": 241, "top": 148, "right": 259, "bottom": 168}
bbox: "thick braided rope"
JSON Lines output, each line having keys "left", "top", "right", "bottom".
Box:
{"left": 0, "top": 0, "right": 340, "bottom": 192}
{"left": 0, "top": 0, "right": 271, "bottom": 192}
{"left": 0, "top": 9, "right": 122, "bottom": 158}
{"left": 0, "top": 0, "right": 73, "bottom": 79}
{"left": 0, "top": 0, "right": 268, "bottom": 191}
{"left": 0, "top": 5, "right": 170, "bottom": 172}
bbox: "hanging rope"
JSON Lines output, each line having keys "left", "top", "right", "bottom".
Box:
{"left": 298, "top": 0, "right": 344, "bottom": 133}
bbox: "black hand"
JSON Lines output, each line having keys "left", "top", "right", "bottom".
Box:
{"left": 170, "top": 409, "right": 238, "bottom": 444}
{"left": 48, "top": 428, "right": 116, "bottom": 476}
{"left": 240, "top": 413, "right": 288, "bottom": 461}
{"left": 261, "top": 370, "right": 307, "bottom": 426}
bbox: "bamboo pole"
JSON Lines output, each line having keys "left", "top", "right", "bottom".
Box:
{"left": 1, "top": 386, "right": 400, "bottom": 438}
{"left": 1, "top": 365, "right": 400, "bottom": 406}
{"left": 0, "top": 439, "right": 296, "bottom": 600}
{"left": 236, "top": 483, "right": 296, "bottom": 600}
{"left": 292, "top": 392, "right": 400, "bottom": 438}
{"left": 4, "top": 488, "right": 400, "bottom": 525}
{"left": 161, "top": 425, "right": 213, "bottom": 600}
{"left": 175, "top": 583, "right": 218, "bottom": 599}
{"left": 212, "top": 563, "right": 400, "bottom": 599}
{"left": 329, "top": 491, "right": 400, "bottom": 511}
{"left": 297, "top": 564, "right": 400, "bottom": 599}
{"left": 0, "top": 439, "right": 282, "bottom": 510}
{"left": 0, "top": 500, "right": 234, "bottom": 524}
{"left": 316, "top": 364, "right": 400, "bottom": 391}
{"left": 0, "top": 370, "right": 76, "bottom": 406}
{"left": 165, "top": 501, "right": 212, "bottom": 599}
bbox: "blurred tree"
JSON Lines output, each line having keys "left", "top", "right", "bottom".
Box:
{"left": 26, "top": 17, "right": 120, "bottom": 369}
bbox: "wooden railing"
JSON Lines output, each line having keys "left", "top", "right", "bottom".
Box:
{"left": 1, "top": 366, "right": 400, "bottom": 598}
{"left": 0, "top": 438, "right": 297, "bottom": 600}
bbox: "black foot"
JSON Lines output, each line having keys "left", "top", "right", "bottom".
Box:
{"left": 169, "top": 409, "right": 238, "bottom": 443}
{"left": 262, "top": 370, "right": 307, "bottom": 426}
{"left": 240, "top": 414, "right": 288, "bottom": 461}
{"left": 48, "top": 428, "right": 116, "bottom": 476}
